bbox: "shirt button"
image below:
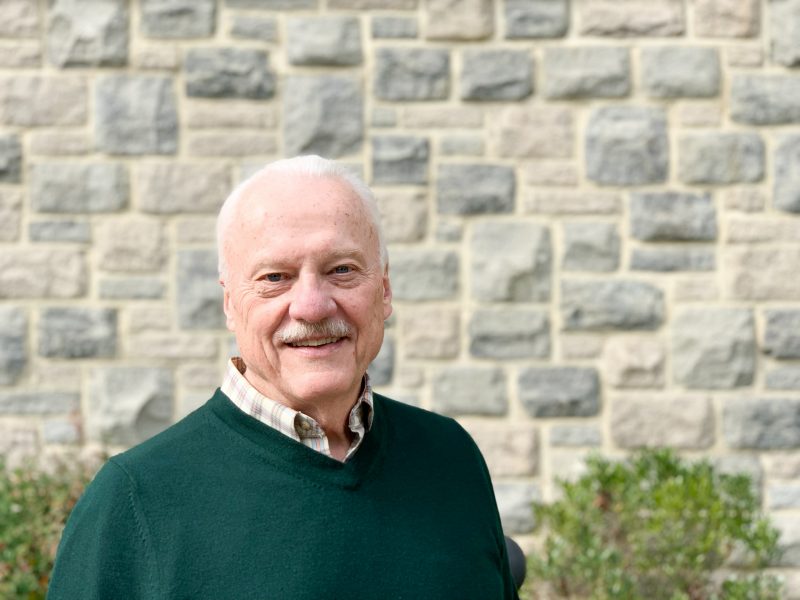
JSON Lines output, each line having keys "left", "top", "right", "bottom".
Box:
{"left": 298, "top": 421, "right": 311, "bottom": 432}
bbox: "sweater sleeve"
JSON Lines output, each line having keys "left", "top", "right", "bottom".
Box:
{"left": 47, "top": 459, "right": 161, "bottom": 600}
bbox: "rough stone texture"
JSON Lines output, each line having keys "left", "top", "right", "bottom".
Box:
{"left": 630, "top": 247, "right": 716, "bottom": 272}
{"left": 96, "top": 217, "right": 167, "bottom": 272}
{"left": 724, "top": 398, "right": 800, "bottom": 449}
{"left": 141, "top": 0, "right": 215, "bottom": 39}
{"left": 611, "top": 396, "right": 714, "bottom": 449}
{"left": 0, "top": 392, "right": 79, "bottom": 415}
{"left": 137, "top": 163, "right": 230, "bottom": 214}
{"left": 128, "top": 333, "right": 218, "bottom": 359}
{"left": 47, "top": 0, "right": 128, "bottom": 67}
{"left": 630, "top": 192, "right": 716, "bottom": 241}
{"left": 287, "top": 17, "right": 361, "bottom": 66}
{"left": 0, "top": 76, "right": 87, "bottom": 127}
{"left": 230, "top": 16, "right": 277, "bottom": 42}
{"left": 731, "top": 75, "right": 800, "bottom": 125}
{"left": 775, "top": 135, "right": 800, "bottom": 213}
{"left": 187, "top": 132, "right": 277, "bottom": 157}
{"left": 768, "top": 484, "right": 800, "bottom": 509}
{"left": 561, "top": 334, "right": 606, "bottom": 360}
{"left": 329, "top": 0, "right": 414, "bottom": 7}
{"left": 431, "top": 367, "right": 507, "bottom": 416}
{"left": 519, "top": 367, "right": 600, "bottom": 418}
{"left": 578, "top": 0, "right": 685, "bottom": 37}
{"left": 549, "top": 425, "right": 602, "bottom": 447}
{"left": 505, "top": 0, "right": 567, "bottom": 38}
{"left": 543, "top": 47, "right": 630, "bottom": 99}
{"left": 0, "top": 41, "right": 41, "bottom": 68}
{"left": 30, "top": 163, "right": 128, "bottom": 213}
{"left": 766, "top": 367, "right": 800, "bottom": 391}
{"left": 367, "top": 336, "right": 394, "bottom": 386}
{"left": 694, "top": 0, "right": 760, "bottom": 38}
{"left": 764, "top": 310, "right": 800, "bottom": 359}
{"left": 186, "top": 48, "right": 275, "bottom": 99}
{"left": 375, "top": 189, "right": 427, "bottom": 242}
{"left": 672, "top": 309, "right": 755, "bottom": 389}
{"left": 29, "top": 132, "right": 91, "bottom": 156}
{"left": 88, "top": 367, "right": 173, "bottom": 445}
{"left": 437, "top": 164, "right": 514, "bottom": 214}
{"left": 678, "top": 133, "right": 764, "bottom": 184}
{"left": 0, "top": 0, "right": 40, "bottom": 38}
{"left": 771, "top": 0, "right": 800, "bottom": 66}
{"left": 725, "top": 247, "right": 800, "bottom": 300}
{"left": 29, "top": 220, "right": 90, "bottom": 243}
{"left": 471, "top": 221, "right": 551, "bottom": 302}
{"left": 492, "top": 106, "right": 573, "bottom": 159}
{"left": 284, "top": 76, "right": 363, "bottom": 158}
{"left": 134, "top": 45, "right": 179, "bottom": 70}
{"left": 372, "top": 16, "right": 418, "bottom": 38}
{"left": 524, "top": 161, "right": 578, "bottom": 186}
{"left": 0, "top": 249, "right": 86, "bottom": 299}
{"left": 401, "top": 106, "right": 482, "bottom": 128}
{"left": 525, "top": 191, "right": 621, "bottom": 215}
{"left": 460, "top": 49, "right": 532, "bottom": 101}
{"left": 0, "top": 135, "right": 21, "bottom": 183}
{"left": 0, "top": 308, "right": 27, "bottom": 386}
{"left": 389, "top": 250, "right": 459, "bottom": 300}
{"left": 641, "top": 47, "right": 720, "bottom": 98}
{"left": 38, "top": 308, "right": 117, "bottom": 359}
{"left": 562, "top": 280, "right": 665, "bottom": 330}
{"left": 96, "top": 75, "right": 178, "bottom": 155}
{"left": 773, "top": 513, "right": 800, "bottom": 567}
{"left": 372, "top": 136, "right": 429, "bottom": 184}
{"left": 439, "top": 134, "right": 484, "bottom": 157}
{"left": 425, "top": 0, "right": 493, "bottom": 40}
{"left": 460, "top": 422, "right": 537, "bottom": 477}
{"left": 0, "top": 190, "right": 21, "bottom": 242}
{"left": 98, "top": 278, "right": 166, "bottom": 300}
{"left": 401, "top": 307, "right": 459, "bottom": 359}
{"left": 177, "top": 250, "right": 224, "bottom": 330}
{"left": 374, "top": 48, "right": 449, "bottom": 101}
{"left": 469, "top": 309, "right": 550, "bottom": 359}
{"left": 603, "top": 336, "right": 665, "bottom": 389}
{"left": 586, "top": 106, "right": 668, "bottom": 186}
{"left": 188, "top": 101, "right": 275, "bottom": 129}
{"left": 562, "top": 222, "right": 619, "bottom": 272}
{"left": 494, "top": 482, "right": 539, "bottom": 534}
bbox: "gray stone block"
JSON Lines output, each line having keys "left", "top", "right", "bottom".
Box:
{"left": 0, "top": 75, "right": 87, "bottom": 127}
{"left": 770, "top": 0, "right": 800, "bottom": 66}
{"left": 230, "top": 16, "right": 277, "bottom": 42}
{"left": 765, "top": 310, "right": 800, "bottom": 359}
{"left": 43, "top": 419, "right": 80, "bottom": 444}
{"left": 47, "top": 0, "right": 128, "bottom": 67}
{"left": 678, "top": 133, "right": 764, "bottom": 184}
{"left": 469, "top": 309, "right": 550, "bottom": 359}
{"left": 0, "top": 249, "right": 86, "bottom": 299}
{"left": 724, "top": 398, "right": 800, "bottom": 449}
{"left": 0, "top": 307, "right": 26, "bottom": 385}
{"left": 371, "top": 16, "right": 417, "bottom": 38}
{"left": 88, "top": 367, "right": 174, "bottom": 445}
{"left": 0, "top": 392, "right": 79, "bottom": 415}
{"left": 390, "top": 250, "right": 459, "bottom": 300}
{"left": 630, "top": 247, "right": 715, "bottom": 272}
{"left": 543, "top": 47, "right": 630, "bottom": 99}
{"left": 586, "top": 106, "right": 668, "bottom": 185}
{"left": 367, "top": 336, "right": 394, "bottom": 386}
{"left": 562, "top": 222, "right": 620, "bottom": 272}
{"left": 775, "top": 135, "right": 800, "bottom": 213}
{"left": 630, "top": 192, "right": 716, "bottom": 241}
{"left": 137, "top": 162, "right": 230, "bottom": 214}
{"left": 494, "top": 482, "right": 539, "bottom": 534}
{"left": 185, "top": 48, "right": 275, "bottom": 99}
{"left": 611, "top": 397, "right": 714, "bottom": 449}
{"left": 287, "top": 16, "right": 361, "bottom": 66}
{"left": 177, "top": 250, "right": 224, "bottom": 330}
{"left": 768, "top": 484, "right": 800, "bottom": 510}
{"left": 141, "top": 0, "right": 215, "bottom": 38}
{"left": 519, "top": 367, "right": 600, "bottom": 418}
{"left": 30, "top": 163, "right": 128, "bottom": 213}
{"left": 471, "top": 221, "right": 551, "bottom": 302}
{"left": 562, "top": 280, "right": 664, "bottom": 330}
{"left": 38, "top": 307, "right": 117, "bottom": 359}
{"left": 225, "top": 0, "right": 316, "bottom": 7}
{"left": 505, "top": 0, "right": 568, "bottom": 38}
{"left": 283, "top": 76, "right": 363, "bottom": 158}
{"left": 436, "top": 164, "right": 515, "bottom": 214}
{"left": 98, "top": 278, "right": 166, "bottom": 300}
{"left": 371, "top": 136, "right": 429, "bottom": 184}
{"left": 0, "top": 189, "right": 20, "bottom": 242}
{"left": 460, "top": 49, "right": 532, "bottom": 101}
{"left": 731, "top": 75, "right": 800, "bottom": 125}
{"left": 432, "top": 366, "right": 507, "bottom": 416}
{"left": 641, "top": 47, "right": 720, "bottom": 98}
{"left": 374, "top": 48, "right": 449, "bottom": 101}
{"left": 29, "top": 220, "right": 91, "bottom": 243}
{"left": 766, "top": 367, "right": 800, "bottom": 390}
{"left": 0, "top": 134, "right": 21, "bottom": 183}
{"left": 96, "top": 75, "right": 178, "bottom": 155}
{"left": 549, "top": 425, "right": 602, "bottom": 447}
{"left": 672, "top": 308, "right": 755, "bottom": 389}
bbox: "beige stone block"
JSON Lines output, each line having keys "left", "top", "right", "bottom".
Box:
{"left": 29, "top": 131, "right": 90, "bottom": 156}
{"left": 137, "top": 162, "right": 231, "bottom": 214}
{"left": 460, "top": 420, "right": 538, "bottom": 477}
{"left": 396, "top": 365, "right": 424, "bottom": 388}
{"left": 0, "top": 0, "right": 40, "bottom": 38}
{"left": 726, "top": 218, "right": 800, "bottom": 244}
{"left": 0, "top": 421, "right": 39, "bottom": 467}
{"left": 96, "top": 217, "right": 168, "bottom": 273}
{"left": 30, "top": 363, "right": 81, "bottom": 390}
{"left": 673, "top": 277, "right": 720, "bottom": 302}
{"left": 0, "top": 248, "right": 86, "bottom": 298}
{"left": 523, "top": 161, "right": 578, "bottom": 186}
{"left": 578, "top": 0, "right": 685, "bottom": 37}
{"left": 525, "top": 191, "right": 621, "bottom": 215}
{"left": 425, "top": 0, "right": 493, "bottom": 40}
{"left": 401, "top": 106, "right": 483, "bottom": 128}
{"left": 186, "top": 101, "right": 277, "bottom": 129}
{"left": 722, "top": 187, "right": 765, "bottom": 212}
{"left": 128, "top": 333, "right": 218, "bottom": 359}
{"left": 329, "top": 0, "right": 416, "bottom": 7}
{"left": 128, "top": 306, "right": 172, "bottom": 333}
{"left": 188, "top": 133, "right": 278, "bottom": 157}
{"left": 611, "top": 396, "right": 715, "bottom": 449}
{"left": 0, "top": 76, "right": 87, "bottom": 126}
{"left": 725, "top": 247, "right": 800, "bottom": 300}
{"left": 0, "top": 189, "right": 21, "bottom": 241}
{"left": 175, "top": 217, "right": 217, "bottom": 244}
{"left": 603, "top": 336, "right": 665, "bottom": 389}
{"left": 549, "top": 449, "right": 590, "bottom": 486}
{"left": 560, "top": 334, "right": 605, "bottom": 359}
{"left": 694, "top": 0, "right": 760, "bottom": 37}
{"left": 677, "top": 102, "right": 722, "bottom": 127}
{"left": 0, "top": 41, "right": 40, "bottom": 67}
{"left": 133, "top": 45, "right": 180, "bottom": 71}
{"left": 178, "top": 363, "right": 223, "bottom": 390}
{"left": 492, "top": 106, "right": 573, "bottom": 159}
{"left": 726, "top": 44, "right": 763, "bottom": 67}
{"left": 376, "top": 189, "right": 427, "bottom": 243}
{"left": 401, "top": 306, "right": 460, "bottom": 359}
{"left": 764, "top": 452, "right": 800, "bottom": 479}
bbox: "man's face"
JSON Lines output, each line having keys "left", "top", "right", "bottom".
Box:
{"left": 221, "top": 173, "right": 392, "bottom": 411}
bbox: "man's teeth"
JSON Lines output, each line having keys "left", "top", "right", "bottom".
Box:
{"left": 289, "top": 337, "right": 340, "bottom": 347}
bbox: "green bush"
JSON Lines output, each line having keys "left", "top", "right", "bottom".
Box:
{"left": 0, "top": 457, "right": 95, "bottom": 599}
{"left": 528, "top": 449, "right": 782, "bottom": 600}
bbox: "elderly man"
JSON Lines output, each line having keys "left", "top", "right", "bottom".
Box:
{"left": 49, "top": 156, "right": 518, "bottom": 599}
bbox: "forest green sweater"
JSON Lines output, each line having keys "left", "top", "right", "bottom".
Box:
{"left": 48, "top": 390, "right": 518, "bottom": 599}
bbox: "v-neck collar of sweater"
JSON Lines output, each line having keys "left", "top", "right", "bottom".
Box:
{"left": 205, "top": 388, "right": 389, "bottom": 490}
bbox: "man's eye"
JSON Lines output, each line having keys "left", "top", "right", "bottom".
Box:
{"left": 265, "top": 273, "right": 283, "bottom": 282}
{"left": 333, "top": 265, "right": 351, "bottom": 274}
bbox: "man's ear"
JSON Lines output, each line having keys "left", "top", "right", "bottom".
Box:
{"left": 220, "top": 282, "right": 237, "bottom": 332}
{"left": 382, "top": 265, "right": 393, "bottom": 320}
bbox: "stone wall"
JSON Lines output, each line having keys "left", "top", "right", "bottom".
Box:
{"left": 0, "top": 0, "right": 799, "bottom": 586}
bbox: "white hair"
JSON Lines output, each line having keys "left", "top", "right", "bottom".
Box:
{"left": 216, "top": 155, "right": 388, "bottom": 280}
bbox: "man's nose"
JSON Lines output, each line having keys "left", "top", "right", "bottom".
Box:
{"left": 288, "top": 274, "right": 336, "bottom": 323}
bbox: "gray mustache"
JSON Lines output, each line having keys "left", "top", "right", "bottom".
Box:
{"left": 278, "top": 319, "right": 352, "bottom": 344}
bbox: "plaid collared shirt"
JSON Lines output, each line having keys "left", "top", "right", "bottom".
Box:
{"left": 221, "top": 357, "right": 374, "bottom": 461}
